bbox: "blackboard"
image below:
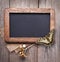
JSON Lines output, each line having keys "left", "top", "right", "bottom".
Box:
{"left": 4, "top": 8, "right": 54, "bottom": 43}
{"left": 9, "top": 13, "right": 50, "bottom": 37}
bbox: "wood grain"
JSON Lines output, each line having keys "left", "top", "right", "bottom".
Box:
{"left": 52, "top": 0, "right": 60, "bottom": 62}
{"left": 0, "top": 0, "right": 10, "bottom": 62}
{"left": 38, "top": 0, "right": 46, "bottom": 62}
{"left": 10, "top": 0, "right": 38, "bottom": 8}
{"left": 46, "top": 0, "right": 52, "bottom": 8}
{"left": 39, "top": 0, "right": 46, "bottom": 8}
{"left": 43, "top": 0, "right": 56, "bottom": 62}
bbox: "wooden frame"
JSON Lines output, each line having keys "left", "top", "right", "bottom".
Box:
{"left": 4, "top": 8, "right": 55, "bottom": 43}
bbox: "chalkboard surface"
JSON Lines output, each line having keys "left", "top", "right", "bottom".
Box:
{"left": 9, "top": 13, "right": 50, "bottom": 37}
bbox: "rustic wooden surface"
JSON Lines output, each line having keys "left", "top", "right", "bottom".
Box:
{"left": 0, "top": 0, "right": 60, "bottom": 62}
{"left": 0, "top": 0, "right": 9, "bottom": 62}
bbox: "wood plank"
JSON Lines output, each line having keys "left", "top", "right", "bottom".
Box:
{"left": 9, "top": 0, "right": 38, "bottom": 62}
{"left": 52, "top": 0, "right": 60, "bottom": 62}
{"left": 27, "top": 45, "right": 38, "bottom": 62}
{"left": 10, "top": 53, "right": 23, "bottom": 62}
{"left": 10, "top": 0, "right": 38, "bottom": 8}
{"left": 0, "top": 38, "right": 10, "bottom": 62}
{"left": 38, "top": 45, "right": 47, "bottom": 62}
{"left": 41, "top": 0, "right": 60, "bottom": 62}
{"left": 0, "top": 0, "right": 10, "bottom": 62}
{"left": 46, "top": 0, "right": 52, "bottom": 8}
{"left": 38, "top": 0, "right": 47, "bottom": 62}
{"left": 39, "top": 0, "right": 46, "bottom": 8}
{"left": 45, "top": 0, "right": 57, "bottom": 62}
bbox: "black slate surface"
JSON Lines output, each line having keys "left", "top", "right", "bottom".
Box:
{"left": 9, "top": 13, "right": 50, "bottom": 37}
